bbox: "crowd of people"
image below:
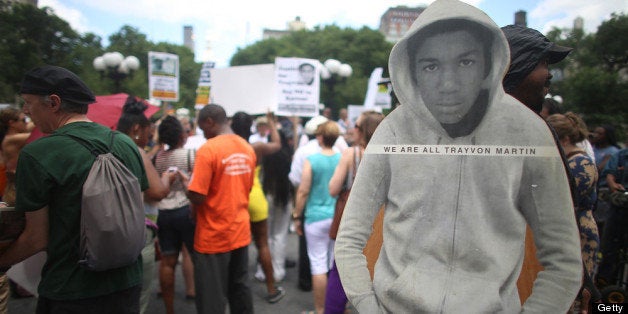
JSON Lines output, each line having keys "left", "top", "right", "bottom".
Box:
{"left": 0, "top": 0, "right": 625, "bottom": 313}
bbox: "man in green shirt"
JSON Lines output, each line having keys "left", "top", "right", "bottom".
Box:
{"left": 0, "top": 66, "right": 148, "bottom": 313}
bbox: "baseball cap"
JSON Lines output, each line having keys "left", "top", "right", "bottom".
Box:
{"left": 304, "top": 115, "right": 328, "bottom": 135}
{"left": 501, "top": 25, "right": 573, "bottom": 92}
{"left": 19, "top": 65, "right": 96, "bottom": 105}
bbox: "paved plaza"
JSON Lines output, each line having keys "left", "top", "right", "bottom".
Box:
{"left": 8, "top": 232, "right": 320, "bottom": 314}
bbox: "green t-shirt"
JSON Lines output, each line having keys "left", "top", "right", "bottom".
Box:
{"left": 15, "top": 122, "right": 149, "bottom": 300}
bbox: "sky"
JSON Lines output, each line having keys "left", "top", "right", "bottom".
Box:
{"left": 38, "top": 0, "right": 626, "bottom": 68}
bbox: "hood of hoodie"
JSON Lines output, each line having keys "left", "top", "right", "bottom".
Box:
{"left": 389, "top": 0, "right": 510, "bottom": 138}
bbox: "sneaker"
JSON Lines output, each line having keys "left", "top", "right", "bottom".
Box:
{"left": 266, "top": 286, "right": 286, "bottom": 304}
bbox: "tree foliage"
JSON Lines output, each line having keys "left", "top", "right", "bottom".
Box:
{"left": 0, "top": 4, "right": 201, "bottom": 114}
{"left": 0, "top": 3, "right": 85, "bottom": 102}
{"left": 1, "top": 3, "right": 624, "bottom": 129}
{"left": 545, "top": 13, "right": 628, "bottom": 138}
{"left": 231, "top": 25, "right": 394, "bottom": 116}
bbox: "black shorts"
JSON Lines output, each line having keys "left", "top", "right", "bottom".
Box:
{"left": 156, "top": 205, "right": 195, "bottom": 256}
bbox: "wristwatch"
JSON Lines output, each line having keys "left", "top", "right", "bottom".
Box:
{"left": 291, "top": 212, "right": 302, "bottom": 220}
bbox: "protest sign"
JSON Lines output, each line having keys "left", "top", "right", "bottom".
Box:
{"left": 275, "top": 57, "right": 320, "bottom": 117}
{"left": 148, "top": 52, "right": 179, "bottom": 101}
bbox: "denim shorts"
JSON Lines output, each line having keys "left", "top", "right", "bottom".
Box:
{"left": 156, "top": 205, "right": 195, "bottom": 256}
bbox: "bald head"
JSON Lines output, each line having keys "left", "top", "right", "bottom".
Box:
{"left": 198, "top": 104, "right": 227, "bottom": 125}
{"left": 198, "top": 104, "right": 229, "bottom": 139}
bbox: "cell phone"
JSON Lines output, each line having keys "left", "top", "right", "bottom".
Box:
{"left": 167, "top": 166, "right": 178, "bottom": 173}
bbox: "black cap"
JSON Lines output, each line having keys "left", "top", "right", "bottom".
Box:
{"left": 19, "top": 65, "right": 96, "bottom": 105}
{"left": 501, "top": 25, "right": 573, "bottom": 92}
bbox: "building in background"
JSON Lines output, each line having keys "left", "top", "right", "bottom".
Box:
{"left": 379, "top": 6, "right": 425, "bottom": 43}
{"left": 183, "top": 25, "right": 195, "bottom": 53}
{"left": 573, "top": 17, "right": 584, "bottom": 30}
{"left": 514, "top": 10, "right": 527, "bottom": 27}
{"left": 263, "top": 16, "right": 306, "bottom": 40}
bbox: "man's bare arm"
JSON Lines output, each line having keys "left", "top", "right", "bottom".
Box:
{"left": 187, "top": 190, "right": 206, "bottom": 205}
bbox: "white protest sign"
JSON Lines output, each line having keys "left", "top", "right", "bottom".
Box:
{"left": 364, "top": 67, "right": 392, "bottom": 109}
{"left": 148, "top": 51, "right": 180, "bottom": 101}
{"left": 275, "top": 57, "right": 320, "bottom": 117}
{"left": 364, "top": 68, "right": 383, "bottom": 108}
{"left": 209, "top": 64, "right": 276, "bottom": 116}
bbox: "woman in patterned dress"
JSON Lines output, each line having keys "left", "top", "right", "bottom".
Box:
{"left": 547, "top": 112, "right": 599, "bottom": 310}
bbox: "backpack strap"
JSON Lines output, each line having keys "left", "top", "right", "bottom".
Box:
{"left": 61, "top": 132, "right": 117, "bottom": 157}
{"left": 106, "top": 131, "right": 115, "bottom": 153}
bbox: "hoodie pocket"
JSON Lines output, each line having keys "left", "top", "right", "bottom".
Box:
{"left": 379, "top": 266, "right": 447, "bottom": 313}
{"left": 446, "top": 273, "right": 505, "bottom": 313}
{"left": 379, "top": 266, "right": 505, "bottom": 313}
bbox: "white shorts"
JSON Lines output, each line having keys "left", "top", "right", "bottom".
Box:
{"left": 305, "top": 218, "right": 334, "bottom": 275}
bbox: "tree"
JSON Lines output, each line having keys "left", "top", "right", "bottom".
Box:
{"left": 546, "top": 13, "right": 628, "bottom": 137}
{"left": 0, "top": 4, "right": 90, "bottom": 102}
{"left": 96, "top": 25, "right": 154, "bottom": 97}
{"left": 102, "top": 26, "right": 202, "bottom": 112}
{"left": 0, "top": 4, "right": 203, "bottom": 115}
{"left": 595, "top": 13, "right": 628, "bottom": 72}
{"left": 230, "top": 25, "right": 394, "bottom": 116}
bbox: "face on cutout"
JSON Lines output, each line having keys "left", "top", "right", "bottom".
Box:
{"left": 413, "top": 30, "right": 487, "bottom": 124}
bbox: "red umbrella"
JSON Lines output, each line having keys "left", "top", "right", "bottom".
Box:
{"left": 26, "top": 93, "right": 161, "bottom": 143}
{"left": 88, "top": 93, "right": 160, "bottom": 130}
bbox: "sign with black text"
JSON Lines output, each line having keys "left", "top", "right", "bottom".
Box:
{"left": 275, "top": 57, "right": 320, "bottom": 117}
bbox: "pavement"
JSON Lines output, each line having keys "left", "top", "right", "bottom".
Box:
{"left": 8, "top": 232, "right": 318, "bottom": 314}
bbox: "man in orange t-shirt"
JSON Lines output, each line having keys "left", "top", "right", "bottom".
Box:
{"left": 188, "top": 104, "right": 256, "bottom": 314}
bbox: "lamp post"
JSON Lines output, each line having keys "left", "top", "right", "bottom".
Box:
{"left": 93, "top": 52, "right": 140, "bottom": 93}
{"left": 320, "top": 59, "right": 352, "bottom": 118}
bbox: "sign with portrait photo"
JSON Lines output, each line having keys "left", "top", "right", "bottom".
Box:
{"left": 148, "top": 51, "right": 179, "bottom": 101}
{"left": 275, "top": 57, "right": 320, "bottom": 117}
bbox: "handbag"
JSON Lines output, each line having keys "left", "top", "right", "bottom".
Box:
{"left": 329, "top": 147, "right": 361, "bottom": 240}
{"left": 609, "top": 190, "right": 628, "bottom": 208}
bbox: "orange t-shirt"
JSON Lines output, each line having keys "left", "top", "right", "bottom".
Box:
{"left": 188, "top": 134, "right": 256, "bottom": 254}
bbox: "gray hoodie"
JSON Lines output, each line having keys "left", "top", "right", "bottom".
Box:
{"left": 334, "top": 0, "right": 582, "bottom": 313}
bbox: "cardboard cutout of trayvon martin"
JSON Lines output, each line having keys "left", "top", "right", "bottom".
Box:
{"left": 334, "top": 0, "right": 582, "bottom": 313}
